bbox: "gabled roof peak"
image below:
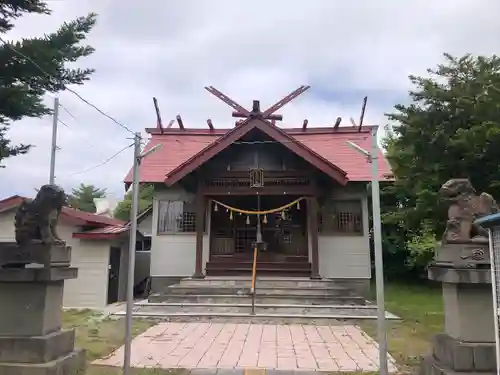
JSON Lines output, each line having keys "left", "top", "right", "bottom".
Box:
{"left": 163, "top": 117, "right": 350, "bottom": 186}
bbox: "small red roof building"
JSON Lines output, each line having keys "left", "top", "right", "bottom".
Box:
{"left": 0, "top": 195, "right": 128, "bottom": 240}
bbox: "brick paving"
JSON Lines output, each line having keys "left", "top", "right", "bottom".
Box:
{"left": 94, "top": 322, "right": 398, "bottom": 372}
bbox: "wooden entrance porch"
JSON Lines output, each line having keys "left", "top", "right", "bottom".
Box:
{"left": 192, "top": 170, "right": 322, "bottom": 279}
{"left": 206, "top": 194, "right": 311, "bottom": 276}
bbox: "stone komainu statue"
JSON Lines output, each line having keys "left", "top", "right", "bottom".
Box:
{"left": 15, "top": 184, "right": 67, "bottom": 246}
{"left": 439, "top": 178, "right": 499, "bottom": 244}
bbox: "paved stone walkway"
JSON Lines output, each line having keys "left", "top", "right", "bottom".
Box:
{"left": 94, "top": 322, "right": 398, "bottom": 372}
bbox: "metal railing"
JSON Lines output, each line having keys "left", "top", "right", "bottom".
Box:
{"left": 250, "top": 245, "right": 258, "bottom": 315}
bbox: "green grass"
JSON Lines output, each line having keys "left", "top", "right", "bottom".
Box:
{"left": 62, "top": 310, "right": 170, "bottom": 375}
{"left": 360, "top": 281, "right": 444, "bottom": 372}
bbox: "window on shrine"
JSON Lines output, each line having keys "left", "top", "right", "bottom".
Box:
{"left": 319, "top": 200, "right": 363, "bottom": 235}
{"left": 157, "top": 200, "right": 197, "bottom": 234}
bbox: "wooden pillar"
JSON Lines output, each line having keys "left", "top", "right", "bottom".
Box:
{"left": 308, "top": 197, "right": 321, "bottom": 279}
{"left": 192, "top": 194, "right": 205, "bottom": 279}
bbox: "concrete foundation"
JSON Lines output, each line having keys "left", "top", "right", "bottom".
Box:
{"left": 420, "top": 253, "right": 496, "bottom": 374}
{"left": 0, "top": 243, "right": 86, "bottom": 375}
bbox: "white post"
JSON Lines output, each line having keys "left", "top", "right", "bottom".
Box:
{"left": 49, "top": 96, "right": 59, "bottom": 184}
{"left": 346, "top": 126, "right": 388, "bottom": 375}
{"left": 123, "top": 132, "right": 141, "bottom": 375}
{"left": 487, "top": 229, "right": 500, "bottom": 375}
{"left": 370, "top": 126, "right": 388, "bottom": 375}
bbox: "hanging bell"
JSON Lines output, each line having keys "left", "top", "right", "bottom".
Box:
{"left": 214, "top": 203, "right": 218, "bottom": 212}
{"left": 229, "top": 211, "right": 233, "bottom": 220}
{"left": 246, "top": 215, "right": 250, "bottom": 225}
{"left": 297, "top": 200, "right": 300, "bottom": 210}
{"left": 281, "top": 210, "right": 286, "bottom": 220}
{"left": 263, "top": 215, "right": 268, "bottom": 224}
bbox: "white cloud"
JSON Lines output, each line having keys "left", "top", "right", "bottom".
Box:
{"left": 1, "top": 0, "right": 499, "bottom": 199}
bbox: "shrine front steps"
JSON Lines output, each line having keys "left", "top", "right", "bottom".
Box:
{"left": 205, "top": 260, "right": 312, "bottom": 277}
{"left": 114, "top": 276, "right": 399, "bottom": 324}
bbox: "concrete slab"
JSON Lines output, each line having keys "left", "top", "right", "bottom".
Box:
{"left": 94, "top": 322, "right": 398, "bottom": 373}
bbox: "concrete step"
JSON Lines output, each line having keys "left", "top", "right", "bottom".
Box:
{"left": 178, "top": 276, "right": 346, "bottom": 289}
{"left": 148, "top": 293, "right": 366, "bottom": 305}
{"left": 134, "top": 301, "right": 376, "bottom": 315}
{"left": 113, "top": 310, "right": 399, "bottom": 324}
{"left": 163, "top": 285, "right": 351, "bottom": 297}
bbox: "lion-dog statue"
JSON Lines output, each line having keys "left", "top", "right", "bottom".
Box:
{"left": 15, "top": 184, "right": 67, "bottom": 246}
{"left": 439, "top": 178, "right": 499, "bottom": 244}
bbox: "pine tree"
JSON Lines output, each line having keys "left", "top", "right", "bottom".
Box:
{"left": 68, "top": 183, "right": 106, "bottom": 213}
{"left": 0, "top": 0, "right": 96, "bottom": 166}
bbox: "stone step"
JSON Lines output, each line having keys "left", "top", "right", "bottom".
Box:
{"left": 178, "top": 276, "right": 345, "bottom": 289}
{"left": 134, "top": 301, "right": 376, "bottom": 315}
{"left": 148, "top": 293, "right": 365, "bottom": 305}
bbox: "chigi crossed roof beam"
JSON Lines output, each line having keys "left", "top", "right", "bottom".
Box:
{"left": 204, "top": 85, "right": 311, "bottom": 126}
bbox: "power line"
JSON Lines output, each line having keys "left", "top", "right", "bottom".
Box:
{"left": 64, "top": 143, "right": 133, "bottom": 177}
{"left": 57, "top": 104, "right": 109, "bottom": 154}
{"left": 0, "top": 36, "right": 135, "bottom": 135}
{"left": 58, "top": 119, "right": 69, "bottom": 128}
{"left": 57, "top": 118, "right": 105, "bottom": 154}
{"left": 59, "top": 104, "right": 80, "bottom": 123}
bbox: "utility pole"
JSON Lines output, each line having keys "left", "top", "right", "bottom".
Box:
{"left": 123, "top": 132, "right": 141, "bottom": 375}
{"left": 347, "top": 125, "right": 388, "bottom": 375}
{"left": 370, "top": 126, "right": 388, "bottom": 375}
{"left": 49, "top": 96, "right": 59, "bottom": 184}
{"left": 123, "top": 134, "right": 161, "bottom": 375}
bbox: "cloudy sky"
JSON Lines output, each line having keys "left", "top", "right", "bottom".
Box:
{"left": 1, "top": 0, "right": 499, "bottom": 201}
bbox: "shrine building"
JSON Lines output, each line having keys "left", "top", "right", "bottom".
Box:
{"left": 124, "top": 86, "right": 392, "bottom": 296}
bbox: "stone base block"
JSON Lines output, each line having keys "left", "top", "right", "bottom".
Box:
{"left": 0, "top": 267, "right": 78, "bottom": 283}
{"left": 0, "top": 280, "right": 65, "bottom": 337}
{"left": 428, "top": 266, "right": 491, "bottom": 284}
{"left": 432, "top": 334, "right": 496, "bottom": 371}
{"left": 442, "top": 282, "right": 494, "bottom": 342}
{"left": 0, "top": 348, "right": 86, "bottom": 375}
{"left": 420, "top": 354, "right": 495, "bottom": 375}
{"left": 435, "top": 242, "right": 490, "bottom": 268}
{"left": 420, "top": 333, "right": 496, "bottom": 374}
{"left": 0, "top": 329, "right": 75, "bottom": 363}
{"left": 0, "top": 243, "right": 72, "bottom": 268}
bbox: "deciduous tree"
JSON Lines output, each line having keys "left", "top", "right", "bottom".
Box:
{"left": 383, "top": 53, "right": 500, "bottom": 272}
{"left": 114, "top": 184, "right": 154, "bottom": 221}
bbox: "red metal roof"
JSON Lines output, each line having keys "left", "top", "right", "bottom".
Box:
{"left": 0, "top": 195, "right": 125, "bottom": 226}
{"left": 124, "top": 126, "right": 393, "bottom": 184}
{"left": 72, "top": 225, "right": 129, "bottom": 239}
{"left": 164, "top": 119, "right": 349, "bottom": 186}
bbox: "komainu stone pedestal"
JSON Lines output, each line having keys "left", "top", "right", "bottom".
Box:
{"left": 420, "top": 259, "right": 496, "bottom": 374}
{"left": 0, "top": 244, "right": 86, "bottom": 375}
